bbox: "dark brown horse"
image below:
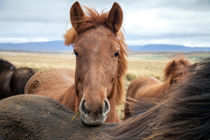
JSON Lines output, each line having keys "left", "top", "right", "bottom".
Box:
{"left": 10, "top": 67, "right": 36, "bottom": 95}
{"left": 25, "top": 2, "right": 127, "bottom": 125}
{"left": 124, "top": 56, "right": 191, "bottom": 119}
{"left": 0, "top": 66, "right": 36, "bottom": 99}
{"left": 0, "top": 59, "right": 210, "bottom": 140}
{"left": 0, "top": 59, "right": 36, "bottom": 99}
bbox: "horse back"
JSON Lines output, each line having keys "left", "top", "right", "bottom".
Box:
{"left": 25, "top": 69, "right": 75, "bottom": 101}
{"left": 127, "top": 76, "right": 162, "bottom": 99}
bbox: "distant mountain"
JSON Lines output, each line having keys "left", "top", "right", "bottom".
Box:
{"left": 0, "top": 41, "right": 210, "bottom": 52}
{"left": 129, "top": 44, "right": 210, "bottom": 52}
{"left": 0, "top": 41, "right": 72, "bottom": 52}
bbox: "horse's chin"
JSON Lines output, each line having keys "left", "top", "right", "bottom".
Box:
{"left": 80, "top": 113, "right": 107, "bottom": 126}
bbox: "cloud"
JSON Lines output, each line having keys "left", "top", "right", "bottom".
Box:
{"left": 123, "top": 0, "right": 210, "bottom": 47}
{"left": 0, "top": 0, "right": 210, "bottom": 47}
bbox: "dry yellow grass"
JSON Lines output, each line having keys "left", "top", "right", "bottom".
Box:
{"left": 0, "top": 51, "right": 169, "bottom": 79}
{"left": 0, "top": 51, "right": 76, "bottom": 71}
{"left": 128, "top": 58, "right": 167, "bottom": 79}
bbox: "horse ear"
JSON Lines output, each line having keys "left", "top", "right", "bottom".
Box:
{"left": 70, "top": 1, "right": 84, "bottom": 32}
{"left": 171, "top": 60, "right": 176, "bottom": 67}
{"left": 106, "top": 2, "right": 123, "bottom": 33}
{"left": 164, "top": 60, "right": 176, "bottom": 79}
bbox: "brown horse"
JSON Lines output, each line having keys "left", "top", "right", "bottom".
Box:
{"left": 0, "top": 59, "right": 36, "bottom": 99}
{"left": 0, "top": 67, "right": 36, "bottom": 99}
{"left": 124, "top": 56, "right": 191, "bottom": 119}
{"left": 10, "top": 67, "right": 36, "bottom": 95}
{"left": 25, "top": 2, "right": 127, "bottom": 125}
{"left": 1, "top": 58, "right": 210, "bottom": 140}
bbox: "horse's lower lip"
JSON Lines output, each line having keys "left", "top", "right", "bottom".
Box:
{"left": 80, "top": 113, "right": 106, "bottom": 126}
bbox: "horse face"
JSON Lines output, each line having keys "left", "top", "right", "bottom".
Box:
{"left": 169, "top": 59, "right": 191, "bottom": 85}
{"left": 0, "top": 59, "right": 16, "bottom": 74}
{"left": 69, "top": 2, "right": 123, "bottom": 125}
{"left": 74, "top": 27, "right": 120, "bottom": 125}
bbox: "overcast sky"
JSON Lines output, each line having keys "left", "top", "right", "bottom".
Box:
{"left": 0, "top": 0, "right": 210, "bottom": 47}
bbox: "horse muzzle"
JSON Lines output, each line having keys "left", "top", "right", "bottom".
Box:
{"left": 79, "top": 98, "right": 110, "bottom": 125}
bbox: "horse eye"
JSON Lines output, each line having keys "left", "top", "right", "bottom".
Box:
{"left": 114, "top": 51, "right": 119, "bottom": 57}
{"left": 171, "top": 80, "right": 177, "bottom": 84}
{"left": 74, "top": 49, "right": 79, "bottom": 56}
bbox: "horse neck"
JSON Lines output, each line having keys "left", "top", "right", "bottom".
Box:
{"left": 153, "top": 80, "right": 170, "bottom": 96}
{"left": 60, "top": 84, "right": 79, "bottom": 112}
{"left": 106, "top": 98, "right": 120, "bottom": 123}
{"left": 105, "top": 78, "right": 123, "bottom": 123}
{"left": 162, "top": 72, "right": 176, "bottom": 92}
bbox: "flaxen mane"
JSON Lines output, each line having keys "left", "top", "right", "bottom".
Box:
{"left": 64, "top": 8, "right": 127, "bottom": 105}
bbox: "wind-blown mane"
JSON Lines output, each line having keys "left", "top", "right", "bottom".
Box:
{"left": 64, "top": 8, "right": 125, "bottom": 46}
{"left": 64, "top": 8, "right": 127, "bottom": 105}
{"left": 112, "top": 58, "right": 210, "bottom": 139}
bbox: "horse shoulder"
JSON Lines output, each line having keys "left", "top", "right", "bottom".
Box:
{"left": 134, "top": 76, "right": 162, "bottom": 98}
{"left": 126, "top": 77, "right": 147, "bottom": 99}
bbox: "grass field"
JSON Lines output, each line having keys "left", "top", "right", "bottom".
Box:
{"left": 1, "top": 51, "right": 209, "bottom": 81}
{"left": 1, "top": 51, "right": 209, "bottom": 118}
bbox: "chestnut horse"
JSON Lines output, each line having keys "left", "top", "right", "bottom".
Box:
{"left": 25, "top": 2, "right": 127, "bottom": 125}
{"left": 1, "top": 59, "right": 210, "bottom": 140}
{"left": 124, "top": 56, "right": 191, "bottom": 119}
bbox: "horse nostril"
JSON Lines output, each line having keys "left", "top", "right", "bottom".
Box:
{"left": 80, "top": 100, "right": 88, "bottom": 115}
{"left": 103, "top": 99, "right": 110, "bottom": 116}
